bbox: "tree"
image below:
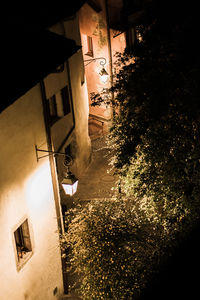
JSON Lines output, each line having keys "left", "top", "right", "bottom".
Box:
{"left": 63, "top": 199, "right": 171, "bottom": 299}
{"left": 63, "top": 1, "right": 200, "bottom": 298}
{"left": 91, "top": 0, "right": 200, "bottom": 226}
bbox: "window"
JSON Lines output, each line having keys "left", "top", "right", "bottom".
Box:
{"left": 85, "top": 36, "right": 94, "bottom": 57}
{"left": 14, "top": 219, "right": 32, "bottom": 269}
{"left": 49, "top": 94, "right": 58, "bottom": 124}
{"left": 61, "top": 86, "right": 71, "bottom": 116}
{"left": 48, "top": 86, "right": 71, "bottom": 125}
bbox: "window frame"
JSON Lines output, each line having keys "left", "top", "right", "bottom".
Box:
{"left": 13, "top": 217, "right": 33, "bottom": 271}
{"left": 48, "top": 86, "right": 71, "bottom": 125}
{"left": 85, "top": 36, "right": 94, "bottom": 57}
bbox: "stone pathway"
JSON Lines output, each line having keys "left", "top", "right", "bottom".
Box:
{"left": 73, "top": 135, "right": 118, "bottom": 203}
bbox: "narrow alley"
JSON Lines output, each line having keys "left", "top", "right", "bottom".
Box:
{"left": 73, "top": 135, "right": 118, "bottom": 203}
{"left": 63, "top": 133, "right": 118, "bottom": 300}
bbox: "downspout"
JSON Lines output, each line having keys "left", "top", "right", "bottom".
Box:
{"left": 40, "top": 80, "right": 68, "bottom": 294}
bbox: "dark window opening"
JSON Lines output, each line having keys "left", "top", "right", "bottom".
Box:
{"left": 48, "top": 86, "right": 71, "bottom": 125}
{"left": 61, "top": 86, "right": 71, "bottom": 116}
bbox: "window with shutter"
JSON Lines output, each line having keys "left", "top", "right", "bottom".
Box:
{"left": 14, "top": 219, "right": 32, "bottom": 270}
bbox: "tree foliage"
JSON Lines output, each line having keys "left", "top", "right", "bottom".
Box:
{"left": 63, "top": 1, "right": 200, "bottom": 299}
{"left": 63, "top": 199, "right": 172, "bottom": 299}
{"left": 91, "top": 0, "right": 200, "bottom": 221}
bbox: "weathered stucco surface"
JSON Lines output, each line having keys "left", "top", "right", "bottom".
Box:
{"left": 79, "top": 0, "right": 126, "bottom": 135}
{"left": 0, "top": 13, "right": 91, "bottom": 300}
{"left": 49, "top": 16, "right": 91, "bottom": 177}
{"left": 0, "top": 86, "right": 64, "bottom": 300}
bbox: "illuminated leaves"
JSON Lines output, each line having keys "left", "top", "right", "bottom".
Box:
{"left": 63, "top": 199, "right": 167, "bottom": 299}
{"left": 90, "top": 0, "right": 200, "bottom": 230}
{"left": 68, "top": 2, "right": 200, "bottom": 298}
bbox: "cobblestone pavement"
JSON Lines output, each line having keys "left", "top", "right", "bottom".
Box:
{"left": 73, "top": 135, "right": 118, "bottom": 203}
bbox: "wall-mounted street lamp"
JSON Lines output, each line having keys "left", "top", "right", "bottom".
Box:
{"left": 84, "top": 57, "right": 109, "bottom": 83}
{"left": 61, "top": 155, "right": 78, "bottom": 196}
{"left": 35, "top": 146, "right": 78, "bottom": 196}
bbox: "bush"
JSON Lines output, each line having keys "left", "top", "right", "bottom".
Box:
{"left": 91, "top": 0, "right": 200, "bottom": 232}
{"left": 63, "top": 198, "right": 172, "bottom": 299}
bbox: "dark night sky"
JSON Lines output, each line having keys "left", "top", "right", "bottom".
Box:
{"left": 140, "top": 223, "right": 200, "bottom": 299}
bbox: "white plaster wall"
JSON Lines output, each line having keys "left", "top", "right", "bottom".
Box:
{"left": 0, "top": 86, "right": 64, "bottom": 300}
{"left": 44, "top": 64, "right": 68, "bottom": 100}
{"left": 47, "top": 17, "right": 92, "bottom": 177}
{"left": 63, "top": 16, "right": 92, "bottom": 176}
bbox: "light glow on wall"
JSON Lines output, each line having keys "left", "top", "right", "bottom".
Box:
{"left": 25, "top": 162, "right": 54, "bottom": 212}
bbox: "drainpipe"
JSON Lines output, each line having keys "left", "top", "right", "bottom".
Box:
{"left": 40, "top": 80, "right": 68, "bottom": 294}
{"left": 105, "top": 0, "right": 115, "bottom": 119}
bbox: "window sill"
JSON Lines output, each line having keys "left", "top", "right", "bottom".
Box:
{"left": 16, "top": 251, "right": 33, "bottom": 271}
{"left": 85, "top": 51, "right": 94, "bottom": 57}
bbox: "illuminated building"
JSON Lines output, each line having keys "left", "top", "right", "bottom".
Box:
{"left": 79, "top": 0, "right": 127, "bottom": 136}
{"left": 0, "top": 2, "right": 91, "bottom": 299}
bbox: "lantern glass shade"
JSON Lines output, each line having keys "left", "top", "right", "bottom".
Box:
{"left": 61, "top": 172, "right": 78, "bottom": 196}
{"left": 99, "top": 67, "right": 109, "bottom": 83}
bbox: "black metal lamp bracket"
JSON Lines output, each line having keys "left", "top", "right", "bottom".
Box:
{"left": 35, "top": 146, "right": 72, "bottom": 165}
{"left": 84, "top": 57, "right": 106, "bottom": 67}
